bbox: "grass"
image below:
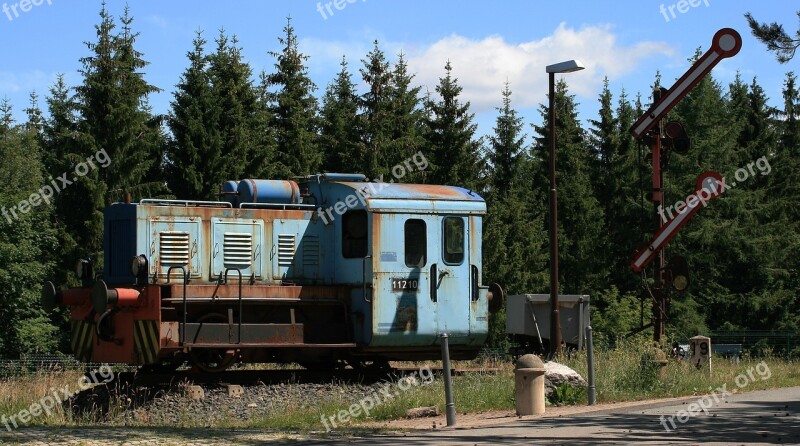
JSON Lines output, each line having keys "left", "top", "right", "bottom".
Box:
{"left": 1, "top": 344, "right": 799, "bottom": 433}
{"left": 560, "top": 338, "right": 800, "bottom": 403}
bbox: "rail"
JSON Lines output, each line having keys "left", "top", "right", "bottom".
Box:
{"left": 166, "top": 266, "right": 189, "bottom": 345}
{"left": 140, "top": 199, "right": 233, "bottom": 208}
{"left": 223, "top": 268, "right": 244, "bottom": 344}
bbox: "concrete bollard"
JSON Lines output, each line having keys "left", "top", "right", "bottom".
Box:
{"left": 514, "top": 354, "right": 546, "bottom": 416}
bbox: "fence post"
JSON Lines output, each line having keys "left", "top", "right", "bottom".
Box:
{"left": 440, "top": 333, "right": 457, "bottom": 427}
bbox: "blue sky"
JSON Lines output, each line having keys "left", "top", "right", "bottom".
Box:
{"left": 0, "top": 0, "right": 792, "bottom": 139}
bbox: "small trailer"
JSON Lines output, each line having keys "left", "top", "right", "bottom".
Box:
{"left": 506, "top": 294, "right": 590, "bottom": 356}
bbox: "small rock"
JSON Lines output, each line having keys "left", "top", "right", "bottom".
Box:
{"left": 406, "top": 406, "right": 440, "bottom": 418}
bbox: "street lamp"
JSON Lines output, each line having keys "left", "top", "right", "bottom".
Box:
{"left": 545, "top": 59, "right": 584, "bottom": 358}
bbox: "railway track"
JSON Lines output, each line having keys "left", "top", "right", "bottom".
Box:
{"left": 110, "top": 366, "right": 499, "bottom": 387}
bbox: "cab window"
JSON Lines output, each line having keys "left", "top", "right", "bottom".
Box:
{"left": 443, "top": 217, "right": 464, "bottom": 264}
{"left": 405, "top": 219, "right": 427, "bottom": 268}
{"left": 342, "top": 210, "right": 368, "bottom": 258}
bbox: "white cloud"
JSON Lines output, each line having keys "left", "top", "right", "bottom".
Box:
{"left": 302, "top": 23, "right": 674, "bottom": 112}
{"left": 405, "top": 23, "right": 674, "bottom": 112}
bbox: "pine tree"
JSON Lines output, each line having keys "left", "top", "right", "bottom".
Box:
{"left": 386, "top": 52, "right": 425, "bottom": 182}
{"left": 483, "top": 83, "right": 548, "bottom": 347}
{"left": 41, "top": 75, "right": 81, "bottom": 291}
{"left": 531, "top": 79, "right": 607, "bottom": 295}
{"left": 167, "top": 31, "right": 224, "bottom": 200}
{"left": 320, "top": 57, "right": 360, "bottom": 173}
{"left": 264, "top": 18, "right": 320, "bottom": 177}
{"left": 0, "top": 99, "right": 12, "bottom": 135}
{"left": 487, "top": 82, "right": 524, "bottom": 194}
{"left": 77, "top": 5, "right": 164, "bottom": 203}
{"left": 0, "top": 112, "right": 58, "bottom": 357}
{"left": 358, "top": 41, "right": 394, "bottom": 179}
{"left": 745, "top": 11, "right": 800, "bottom": 63}
{"left": 208, "top": 31, "right": 270, "bottom": 182}
{"left": 423, "top": 61, "right": 484, "bottom": 191}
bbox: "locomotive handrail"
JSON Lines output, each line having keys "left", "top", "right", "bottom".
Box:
{"left": 238, "top": 203, "right": 317, "bottom": 210}
{"left": 224, "top": 268, "right": 244, "bottom": 344}
{"left": 140, "top": 199, "right": 233, "bottom": 208}
{"left": 166, "top": 266, "right": 189, "bottom": 345}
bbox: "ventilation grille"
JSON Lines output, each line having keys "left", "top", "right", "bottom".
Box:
{"left": 159, "top": 232, "right": 189, "bottom": 266}
{"left": 303, "top": 236, "right": 320, "bottom": 266}
{"left": 277, "top": 234, "right": 296, "bottom": 266}
{"left": 224, "top": 232, "right": 252, "bottom": 268}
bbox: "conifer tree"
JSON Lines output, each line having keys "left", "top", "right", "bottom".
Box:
{"left": 531, "top": 79, "right": 607, "bottom": 295}
{"left": 320, "top": 57, "right": 360, "bottom": 173}
{"left": 386, "top": 52, "right": 425, "bottom": 182}
{"left": 167, "top": 31, "right": 224, "bottom": 200}
{"left": 423, "top": 61, "right": 484, "bottom": 191}
{"left": 358, "top": 41, "right": 394, "bottom": 179}
{"left": 209, "top": 31, "right": 266, "bottom": 182}
{"left": 0, "top": 111, "right": 58, "bottom": 357}
{"left": 483, "top": 83, "right": 547, "bottom": 347}
{"left": 264, "top": 18, "right": 320, "bottom": 177}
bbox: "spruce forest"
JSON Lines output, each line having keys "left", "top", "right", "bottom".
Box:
{"left": 1, "top": 5, "right": 798, "bottom": 358}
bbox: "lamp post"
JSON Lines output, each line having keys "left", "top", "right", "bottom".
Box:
{"left": 545, "top": 59, "right": 584, "bottom": 358}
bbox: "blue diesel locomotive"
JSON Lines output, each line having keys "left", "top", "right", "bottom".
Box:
{"left": 42, "top": 173, "right": 503, "bottom": 372}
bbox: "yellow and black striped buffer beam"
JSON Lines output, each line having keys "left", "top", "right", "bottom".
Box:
{"left": 133, "top": 320, "right": 160, "bottom": 365}
{"left": 70, "top": 319, "right": 93, "bottom": 362}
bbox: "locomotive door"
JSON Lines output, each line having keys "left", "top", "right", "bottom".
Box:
{"left": 370, "top": 214, "right": 436, "bottom": 346}
{"left": 432, "top": 215, "right": 471, "bottom": 336}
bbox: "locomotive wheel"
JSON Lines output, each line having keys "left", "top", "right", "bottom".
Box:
{"left": 187, "top": 313, "right": 238, "bottom": 373}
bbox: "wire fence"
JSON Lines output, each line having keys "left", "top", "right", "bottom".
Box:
{"left": 709, "top": 331, "right": 800, "bottom": 358}
{"left": 0, "top": 353, "right": 103, "bottom": 379}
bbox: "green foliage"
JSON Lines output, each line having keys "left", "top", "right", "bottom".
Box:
{"left": 0, "top": 122, "right": 58, "bottom": 358}
{"left": 548, "top": 382, "right": 586, "bottom": 406}
{"left": 264, "top": 18, "right": 320, "bottom": 177}
{"left": 320, "top": 57, "right": 361, "bottom": 173}
{"left": 424, "top": 61, "right": 485, "bottom": 192}
{"left": 590, "top": 287, "right": 642, "bottom": 346}
{"left": 745, "top": 11, "right": 800, "bottom": 63}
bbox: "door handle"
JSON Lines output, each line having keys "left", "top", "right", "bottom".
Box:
{"left": 430, "top": 264, "right": 438, "bottom": 302}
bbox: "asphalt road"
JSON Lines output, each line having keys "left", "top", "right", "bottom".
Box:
{"left": 308, "top": 387, "right": 800, "bottom": 446}
{"left": 1, "top": 387, "right": 798, "bottom": 445}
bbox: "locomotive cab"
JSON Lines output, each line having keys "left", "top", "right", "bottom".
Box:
{"left": 304, "top": 176, "right": 491, "bottom": 360}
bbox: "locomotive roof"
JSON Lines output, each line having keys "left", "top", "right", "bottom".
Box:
{"left": 338, "top": 182, "right": 484, "bottom": 202}
{"left": 335, "top": 181, "right": 486, "bottom": 214}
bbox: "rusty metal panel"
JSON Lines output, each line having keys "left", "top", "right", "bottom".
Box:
{"left": 166, "top": 284, "right": 350, "bottom": 300}
{"left": 182, "top": 323, "right": 304, "bottom": 345}
{"left": 210, "top": 217, "right": 264, "bottom": 280}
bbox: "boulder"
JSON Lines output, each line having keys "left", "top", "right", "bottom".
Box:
{"left": 544, "top": 361, "right": 587, "bottom": 396}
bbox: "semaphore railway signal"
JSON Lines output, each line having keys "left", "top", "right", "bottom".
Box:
{"left": 628, "top": 28, "right": 742, "bottom": 343}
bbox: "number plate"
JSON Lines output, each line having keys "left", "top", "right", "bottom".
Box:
{"left": 391, "top": 278, "right": 419, "bottom": 292}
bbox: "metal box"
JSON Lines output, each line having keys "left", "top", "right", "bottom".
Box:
{"left": 506, "top": 294, "right": 590, "bottom": 349}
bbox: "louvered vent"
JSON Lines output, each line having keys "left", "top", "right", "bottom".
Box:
{"left": 224, "top": 232, "right": 252, "bottom": 268}
{"left": 278, "top": 234, "right": 296, "bottom": 266}
{"left": 303, "top": 236, "right": 320, "bottom": 266}
{"left": 160, "top": 232, "right": 189, "bottom": 266}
